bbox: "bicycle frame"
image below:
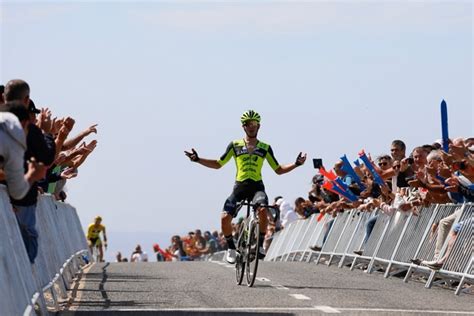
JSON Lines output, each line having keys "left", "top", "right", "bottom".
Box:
{"left": 234, "top": 201, "right": 276, "bottom": 287}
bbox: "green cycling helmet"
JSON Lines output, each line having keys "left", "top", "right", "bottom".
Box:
{"left": 240, "top": 110, "right": 261, "bottom": 125}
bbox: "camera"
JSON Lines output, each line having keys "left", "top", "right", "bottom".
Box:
{"left": 313, "top": 158, "right": 323, "bottom": 169}
{"left": 407, "top": 157, "right": 414, "bottom": 165}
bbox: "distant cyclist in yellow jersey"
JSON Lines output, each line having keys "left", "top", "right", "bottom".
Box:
{"left": 185, "top": 110, "right": 306, "bottom": 264}
{"left": 87, "top": 216, "right": 108, "bottom": 262}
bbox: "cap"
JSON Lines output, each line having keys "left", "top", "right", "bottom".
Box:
{"left": 28, "top": 99, "right": 40, "bottom": 114}
{"left": 275, "top": 198, "right": 284, "bottom": 206}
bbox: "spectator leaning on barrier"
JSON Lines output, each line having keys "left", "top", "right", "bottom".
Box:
{"left": 153, "top": 244, "right": 165, "bottom": 262}
{"left": 170, "top": 236, "right": 187, "bottom": 261}
{"left": 390, "top": 139, "right": 414, "bottom": 188}
{"left": 294, "top": 197, "right": 317, "bottom": 219}
{"left": 0, "top": 103, "right": 46, "bottom": 200}
{"left": 217, "top": 231, "right": 228, "bottom": 251}
{"left": 7, "top": 99, "right": 56, "bottom": 264}
{"left": 279, "top": 198, "right": 298, "bottom": 229}
{"left": 0, "top": 96, "right": 52, "bottom": 263}
{"left": 200, "top": 231, "right": 218, "bottom": 255}
{"left": 412, "top": 215, "right": 472, "bottom": 270}
{"left": 194, "top": 229, "right": 206, "bottom": 253}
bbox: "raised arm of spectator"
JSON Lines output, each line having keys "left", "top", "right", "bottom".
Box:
{"left": 55, "top": 125, "right": 71, "bottom": 155}
{"left": 62, "top": 123, "right": 97, "bottom": 151}
{"left": 71, "top": 140, "right": 97, "bottom": 169}
{"left": 36, "top": 108, "right": 53, "bottom": 134}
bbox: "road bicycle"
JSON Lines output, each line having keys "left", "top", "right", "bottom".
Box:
{"left": 234, "top": 200, "right": 276, "bottom": 287}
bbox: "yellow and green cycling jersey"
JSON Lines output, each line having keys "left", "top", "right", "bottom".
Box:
{"left": 87, "top": 223, "right": 106, "bottom": 240}
{"left": 217, "top": 139, "right": 280, "bottom": 182}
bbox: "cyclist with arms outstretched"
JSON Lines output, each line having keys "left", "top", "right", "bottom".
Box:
{"left": 185, "top": 110, "right": 306, "bottom": 264}
{"left": 87, "top": 216, "right": 108, "bottom": 262}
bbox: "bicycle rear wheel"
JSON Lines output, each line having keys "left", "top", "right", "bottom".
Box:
{"left": 235, "top": 225, "right": 246, "bottom": 285}
{"left": 245, "top": 222, "right": 260, "bottom": 287}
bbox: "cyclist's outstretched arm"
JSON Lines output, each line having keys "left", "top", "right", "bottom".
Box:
{"left": 275, "top": 152, "right": 306, "bottom": 175}
{"left": 184, "top": 148, "right": 222, "bottom": 169}
{"left": 103, "top": 227, "right": 108, "bottom": 244}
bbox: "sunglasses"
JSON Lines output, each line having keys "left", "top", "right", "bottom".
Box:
{"left": 378, "top": 162, "right": 388, "bottom": 167}
{"left": 393, "top": 165, "right": 400, "bottom": 169}
{"left": 244, "top": 121, "right": 259, "bottom": 128}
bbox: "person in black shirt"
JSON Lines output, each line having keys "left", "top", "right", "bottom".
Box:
{"left": 10, "top": 99, "right": 56, "bottom": 263}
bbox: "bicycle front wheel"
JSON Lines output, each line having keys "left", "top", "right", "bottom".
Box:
{"left": 245, "top": 222, "right": 260, "bottom": 287}
{"left": 235, "top": 225, "right": 246, "bottom": 285}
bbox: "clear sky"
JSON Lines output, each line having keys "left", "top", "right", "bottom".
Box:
{"left": 1, "top": 1, "right": 472, "bottom": 260}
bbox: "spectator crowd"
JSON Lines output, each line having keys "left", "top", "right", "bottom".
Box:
{"left": 2, "top": 81, "right": 469, "bottom": 271}
{"left": 0, "top": 79, "right": 98, "bottom": 264}
{"left": 139, "top": 136, "right": 473, "bottom": 267}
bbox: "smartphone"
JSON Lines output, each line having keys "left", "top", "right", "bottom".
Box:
{"left": 407, "top": 157, "right": 414, "bottom": 165}
{"left": 313, "top": 158, "right": 323, "bottom": 169}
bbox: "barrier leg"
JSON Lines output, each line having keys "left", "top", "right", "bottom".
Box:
{"left": 403, "top": 266, "right": 415, "bottom": 283}
{"left": 425, "top": 270, "right": 437, "bottom": 289}
{"left": 455, "top": 275, "right": 466, "bottom": 295}
{"left": 338, "top": 214, "right": 365, "bottom": 268}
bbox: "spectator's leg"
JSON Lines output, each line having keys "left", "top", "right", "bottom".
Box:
{"left": 435, "top": 210, "right": 460, "bottom": 259}
{"left": 437, "top": 231, "right": 458, "bottom": 264}
{"left": 363, "top": 215, "right": 379, "bottom": 246}
{"left": 14, "top": 204, "right": 38, "bottom": 264}
{"left": 322, "top": 218, "right": 334, "bottom": 245}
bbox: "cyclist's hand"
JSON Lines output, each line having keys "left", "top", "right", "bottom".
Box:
{"left": 295, "top": 152, "right": 307, "bottom": 166}
{"left": 184, "top": 148, "right": 200, "bottom": 162}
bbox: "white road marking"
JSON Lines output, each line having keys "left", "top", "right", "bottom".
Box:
{"left": 338, "top": 308, "right": 474, "bottom": 314}
{"left": 256, "top": 277, "right": 271, "bottom": 282}
{"left": 289, "top": 294, "right": 311, "bottom": 300}
{"left": 113, "top": 308, "right": 474, "bottom": 314}
{"left": 314, "top": 305, "right": 341, "bottom": 313}
{"left": 273, "top": 284, "right": 289, "bottom": 290}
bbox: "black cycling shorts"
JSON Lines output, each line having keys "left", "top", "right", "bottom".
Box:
{"left": 223, "top": 180, "right": 268, "bottom": 217}
{"left": 88, "top": 237, "right": 101, "bottom": 247}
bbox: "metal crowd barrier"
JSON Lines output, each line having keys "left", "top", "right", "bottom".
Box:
{"left": 0, "top": 185, "right": 89, "bottom": 314}
{"left": 0, "top": 186, "right": 40, "bottom": 316}
{"left": 338, "top": 211, "right": 371, "bottom": 268}
{"left": 316, "top": 211, "right": 352, "bottom": 265}
{"left": 425, "top": 205, "right": 473, "bottom": 295}
{"left": 265, "top": 203, "right": 474, "bottom": 295}
{"left": 403, "top": 204, "right": 462, "bottom": 282}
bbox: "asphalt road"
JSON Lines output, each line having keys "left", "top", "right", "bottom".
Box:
{"left": 61, "top": 260, "right": 473, "bottom": 315}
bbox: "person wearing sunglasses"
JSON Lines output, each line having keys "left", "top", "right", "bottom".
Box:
{"left": 185, "top": 110, "right": 306, "bottom": 264}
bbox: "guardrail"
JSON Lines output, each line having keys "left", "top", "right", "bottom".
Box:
{"left": 266, "top": 203, "right": 473, "bottom": 295}
{"left": 0, "top": 185, "right": 89, "bottom": 315}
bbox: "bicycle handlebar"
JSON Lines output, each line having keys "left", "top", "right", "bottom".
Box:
{"left": 235, "top": 201, "right": 279, "bottom": 211}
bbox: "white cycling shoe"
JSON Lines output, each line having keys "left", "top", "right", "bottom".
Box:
{"left": 226, "top": 249, "right": 236, "bottom": 264}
